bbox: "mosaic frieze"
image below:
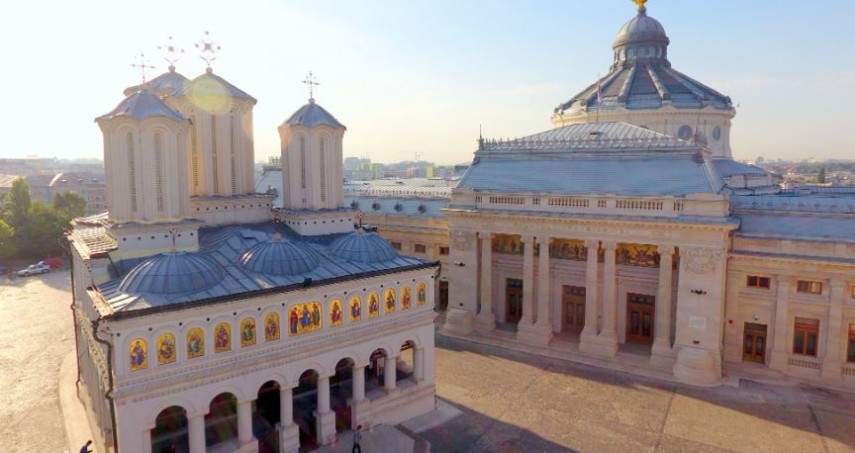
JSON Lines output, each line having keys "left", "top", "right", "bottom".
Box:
{"left": 187, "top": 328, "right": 204, "bottom": 359}
{"left": 157, "top": 333, "right": 176, "bottom": 365}
{"left": 417, "top": 282, "right": 427, "bottom": 305}
{"left": 264, "top": 312, "right": 280, "bottom": 341}
{"left": 289, "top": 302, "right": 323, "bottom": 335}
{"left": 368, "top": 292, "right": 380, "bottom": 318}
{"left": 550, "top": 239, "right": 587, "bottom": 261}
{"left": 330, "top": 299, "right": 344, "bottom": 327}
{"left": 214, "top": 322, "right": 231, "bottom": 352}
{"left": 129, "top": 338, "right": 147, "bottom": 371}
{"left": 240, "top": 318, "right": 256, "bottom": 347}
{"left": 384, "top": 288, "right": 397, "bottom": 313}
{"left": 616, "top": 243, "right": 659, "bottom": 267}
{"left": 401, "top": 286, "right": 412, "bottom": 309}
{"left": 349, "top": 296, "right": 363, "bottom": 322}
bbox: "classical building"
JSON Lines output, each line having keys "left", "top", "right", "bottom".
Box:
{"left": 347, "top": 2, "right": 855, "bottom": 391}
{"left": 69, "top": 56, "right": 439, "bottom": 452}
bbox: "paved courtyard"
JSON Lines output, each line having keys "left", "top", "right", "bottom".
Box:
{"left": 2, "top": 272, "right": 855, "bottom": 452}
{"left": 427, "top": 334, "right": 855, "bottom": 452}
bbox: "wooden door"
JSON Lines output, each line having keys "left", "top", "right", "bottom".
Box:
{"left": 505, "top": 279, "right": 523, "bottom": 323}
{"left": 563, "top": 286, "right": 586, "bottom": 332}
{"left": 626, "top": 293, "right": 655, "bottom": 345}
{"left": 438, "top": 281, "right": 448, "bottom": 311}
{"left": 743, "top": 323, "right": 767, "bottom": 364}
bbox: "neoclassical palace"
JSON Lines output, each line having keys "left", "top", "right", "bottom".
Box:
{"left": 69, "top": 57, "right": 438, "bottom": 452}
{"left": 343, "top": 1, "right": 855, "bottom": 391}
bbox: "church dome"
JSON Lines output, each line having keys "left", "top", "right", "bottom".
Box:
{"left": 614, "top": 8, "right": 668, "bottom": 48}
{"left": 282, "top": 99, "right": 346, "bottom": 129}
{"left": 123, "top": 68, "right": 190, "bottom": 97}
{"left": 119, "top": 252, "right": 223, "bottom": 294}
{"left": 238, "top": 236, "right": 320, "bottom": 275}
{"left": 98, "top": 88, "right": 186, "bottom": 122}
{"left": 328, "top": 231, "right": 398, "bottom": 264}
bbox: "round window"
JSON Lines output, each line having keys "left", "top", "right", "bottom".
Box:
{"left": 712, "top": 126, "right": 722, "bottom": 141}
{"left": 677, "top": 125, "right": 692, "bottom": 140}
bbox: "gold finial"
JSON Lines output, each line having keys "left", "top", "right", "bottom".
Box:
{"left": 194, "top": 31, "right": 221, "bottom": 73}
{"left": 633, "top": 0, "right": 647, "bottom": 7}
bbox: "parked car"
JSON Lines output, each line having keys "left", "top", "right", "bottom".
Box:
{"left": 0, "top": 264, "right": 10, "bottom": 275}
{"left": 41, "top": 257, "right": 64, "bottom": 269}
{"left": 17, "top": 263, "right": 51, "bottom": 277}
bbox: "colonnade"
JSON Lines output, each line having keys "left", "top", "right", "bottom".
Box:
{"left": 474, "top": 232, "right": 679, "bottom": 361}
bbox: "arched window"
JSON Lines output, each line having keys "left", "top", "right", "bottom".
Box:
{"left": 300, "top": 137, "right": 307, "bottom": 189}
{"left": 230, "top": 111, "right": 237, "bottom": 194}
{"left": 319, "top": 138, "right": 326, "bottom": 202}
{"left": 126, "top": 132, "right": 138, "bottom": 213}
{"left": 211, "top": 116, "right": 219, "bottom": 195}
{"left": 155, "top": 132, "right": 165, "bottom": 212}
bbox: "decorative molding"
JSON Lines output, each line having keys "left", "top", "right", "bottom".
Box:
{"left": 683, "top": 247, "right": 723, "bottom": 275}
{"left": 451, "top": 230, "right": 475, "bottom": 251}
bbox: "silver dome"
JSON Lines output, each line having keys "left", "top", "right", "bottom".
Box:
{"left": 238, "top": 237, "right": 320, "bottom": 276}
{"left": 119, "top": 252, "right": 223, "bottom": 294}
{"left": 328, "top": 231, "right": 398, "bottom": 264}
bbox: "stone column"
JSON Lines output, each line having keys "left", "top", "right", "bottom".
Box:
{"left": 414, "top": 348, "right": 425, "bottom": 381}
{"left": 652, "top": 245, "right": 676, "bottom": 365}
{"left": 142, "top": 428, "right": 152, "bottom": 453}
{"left": 474, "top": 232, "right": 496, "bottom": 332}
{"left": 598, "top": 241, "right": 619, "bottom": 355}
{"left": 237, "top": 399, "right": 257, "bottom": 451}
{"left": 519, "top": 235, "right": 553, "bottom": 345}
{"left": 580, "top": 239, "right": 600, "bottom": 350}
{"left": 384, "top": 355, "right": 398, "bottom": 391}
{"left": 521, "top": 235, "right": 536, "bottom": 325}
{"left": 189, "top": 413, "right": 206, "bottom": 453}
{"left": 822, "top": 280, "right": 846, "bottom": 379}
{"left": 769, "top": 276, "right": 791, "bottom": 371}
{"left": 353, "top": 365, "right": 366, "bottom": 402}
{"left": 315, "top": 376, "right": 336, "bottom": 445}
{"left": 350, "top": 365, "right": 369, "bottom": 432}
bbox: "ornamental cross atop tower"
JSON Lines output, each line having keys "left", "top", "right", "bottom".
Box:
{"left": 633, "top": 0, "right": 648, "bottom": 12}
{"left": 158, "top": 36, "right": 185, "bottom": 72}
{"left": 129, "top": 52, "right": 156, "bottom": 83}
{"left": 303, "top": 71, "right": 319, "bottom": 102}
{"left": 195, "top": 31, "right": 221, "bottom": 72}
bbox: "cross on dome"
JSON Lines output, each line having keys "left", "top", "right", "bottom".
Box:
{"left": 195, "top": 31, "right": 221, "bottom": 73}
{"left": 633, "top": 0, "right": 648, "bottom": 13}
{"left": 303, "top": 71, "right": 319, "bottom": 103}
{"left": 158, "top": 36, "right": 185, "bottom": 72}
{"left": 129, "top": 51, "right": 156, "bottom": 83}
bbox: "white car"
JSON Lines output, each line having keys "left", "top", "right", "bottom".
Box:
{"left": 17, "top": 263, "right": 51, "bottom": 277}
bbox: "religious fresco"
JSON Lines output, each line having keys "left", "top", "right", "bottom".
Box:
{"left": 129, "top": 338, "right": 147, "bottom": 371}
{"left": 492, "top": 234, "right": 523, "bottom": 255}
{"left": 330, "top": 299, "right": 344, "bottom": 327}
{"left": 417, "top": 282, "right": 427, "bottom": 305}
{"left": 214, "top": 322, "right": 231, "bottom": 352}
{"left": 157, "top": 333, "right": 176, "bottom": 366}
{"left": 401, "top": 286, "right": 412, "bottom": 309}
{"left": 349, "top": 296, "right": 362, "bottom": 322}
{"left": 616, "top": 243, "right": 660, "bottom": 267}
{"left": 384, "top": 288, "right": 397, "bottom": 314}
{"left": 368, "top": 292, "right": 380, "bottom": 318}
{"left": 550, "top": 239, "right": 587, "bottom": 261}
{"left": 240, "top": 318, "right": 256, "bottom": 347}
{"left": 264, "top": 312, "right": 280, "bottom": 342}
{"left": 289, "top": 302, "right": 323, "bottom": 335}
{"left": 187, "top": 328, "right": 204, "bottom": 358}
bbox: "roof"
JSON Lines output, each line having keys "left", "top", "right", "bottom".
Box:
{"left": 738, "top": 214, "right": 855, "bottom": 242}
{"left": 458, "top": 122, "right": 720, "bottom": 197}
{"left": 119, "top": 252, "right": 224, "bottom": 294}
{"left": 98, "top": 89, "right": 186, "bottom": 122}
{"left": 283, "top": 99, "right": 345, "bottom": 129}
{"left": 0, "top": 174, "right": 21, "bottom": 188}
{"left": 172, "top": 70, "right": 257, "bottom": 103}
{"left": 712, "top": 159, "right": 769, "bottom": 177}
{"left": 96, "top": 223, "right": 433, "bottom": 314}
{"left": 124, "top": 69, "right": 190, "bottom": 97}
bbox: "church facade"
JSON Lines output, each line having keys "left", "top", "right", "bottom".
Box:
{"left": 69, "top": 60, "right": 438, "bottom": 452}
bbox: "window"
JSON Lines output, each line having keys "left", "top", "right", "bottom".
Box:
{"left": 390, "top": 241, "right": 402, "bottom": 251}
{"left": 126, "top": 132, "right": 137, "bottom": 213}
{"left": 319, "top": 138, "right": 326, "bottom": 202}
{"left": 439, "top": 246, "right": 449, "bottom": 256}
{"left": 746, "top": 275, "right": 771, "bottom": 289}
{"left": 155, "top": 132, "right": 164, "bottom": 212}
{"left": 211, "top": 116, "right": 219, "bottom": 195}
{"left": 851, "top": 285, "right": 855, "bottom": 299}
{"left": 848, "top": 324, "right": 855, "bottom": 363}
{"left": 797, "top": 280, "right": 823, "bottom": 295}
{"left": 414, "top": 244, "right": 426, "bottom": 254}
{"left": 793, "top": 317, "right": 819, "bottom": 356}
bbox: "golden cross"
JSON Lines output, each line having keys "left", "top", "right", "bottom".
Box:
{"left": 634, "top": 0, "right": 647, "bottom": 8}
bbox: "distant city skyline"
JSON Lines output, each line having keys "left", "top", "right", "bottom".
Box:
{"left": 2, "top": 0, "right": 853, "bottom": 164}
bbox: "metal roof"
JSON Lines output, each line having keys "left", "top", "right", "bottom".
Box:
{"left": 119, "top": 252, "right": 224, "bottom": 294}
{"left": 124, "top": 69, "right": 189, "bottom": 97}
{"left": 171, "top": 70, "right": 256, "bottom": 103}
{"left": 282, "top": 99, "right": 345, "bottom": 129}
{"left": 98, "top": 89, "right": 186, "bottom": 122}
{"left": 237, "top": 237, "right": 320, "bottom": 275}
{"left": 712, "top": 159, "right": 769, "bottom": 177}
{"left": 738, "top": 214, "right": 855, "bottom": 242}
{"left": 328, "top": 231, "right": 400, "bottom": 264}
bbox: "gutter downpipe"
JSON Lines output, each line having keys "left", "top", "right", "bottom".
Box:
{"left": 92, "top": 315, "right": 119, "bottom": 452}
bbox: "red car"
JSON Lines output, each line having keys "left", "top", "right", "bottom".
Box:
{"left": 41, "top": 257, "right": 64, "bottom": 269}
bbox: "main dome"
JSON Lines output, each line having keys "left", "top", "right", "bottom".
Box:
{"left": 238, "top": 236, "right": 320, "bottom": 276}
{"left": 119, "top": 252, "right": 224, "bottom": 294}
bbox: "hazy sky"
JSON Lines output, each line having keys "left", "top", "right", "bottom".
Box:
{"left": 2, "top": 0, "right": 853, "bottom": 164}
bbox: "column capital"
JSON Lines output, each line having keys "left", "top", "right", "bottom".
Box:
{"left": 657, "top": 244, "right": 675, "bottom": 255}
{"left": 536, "top": 235, "right": 552, "bottom": 245}
{"left": 601, "top": 240, "right": 617, "bottom": 250}
{"left": 520, "top": 234, "right": 535, "bottom": 244}
{"left": 584, "top": 239, "right": 599, "bottom": 250}
{"left": 478, "top": 231, "right": 492, "bottom": 241}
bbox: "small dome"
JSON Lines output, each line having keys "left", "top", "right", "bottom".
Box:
{"left": 615, "top": 12, "right": 667, "bottom": 45}
{"left": 98, "top": 89, "right": 186, "bottom": 123}
{"left": 124, "top": 68, "right": 190, "bottom": 97}
{"left": 328, "top": 231, "right": 398, "bottom": 264}
{"left": 282, "top": 99, "right": 346, "bottom": 129}
{"left": 238, "top": 237, "right": 320, "bottom": 275}
{"left": 119, "top": 252, "right": 223, "bottom": 294}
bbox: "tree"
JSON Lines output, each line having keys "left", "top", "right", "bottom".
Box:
{"left": 817, "top": 167, "right": 827, "bottom": 184}
{"left": 23, "top": 201, "right": 66, "bottom": 257}
{"left": 53, "top": 191, "right": 87, "bottom": 221}
{"left": 0, "top": 218, "right": 13, "bottom": 258}
{"left": 8, "top": 178, "right": 31, "bottom": 230}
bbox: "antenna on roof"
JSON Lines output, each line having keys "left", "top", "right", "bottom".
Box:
{"left": 195, "top": 31, "right": 221, "bottom": 73}
{"left": 303, "top": 71, "right": 319, "bottom": 103}
{"left": 478, "top": 125, "right": 485, "bottom": 150}
{"left": 129, "top": 51, "right": 156, "bottom": 83}
{"left": 158, "top": 36, "right": 185, "bottom": 72}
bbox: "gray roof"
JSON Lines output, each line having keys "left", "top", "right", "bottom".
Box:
{"left": 738, "top": 214, "right": 855, "bottom": 242}
{"left": 124, "top": 69, "right": 189, "bottom": 97}
{"left": 283, "top": 99, "right": 345, "bottom": 129}
{"left": 171, "top": 70, "right": 257, "bottom": 103}
{"left": 98, "top": 223, "right": 432, "bottom": 314}
{"left": 98, "top": 89, "right": 186, "bottom": 122}
{"left": 329, "top": 231, "right": 400, "bottom": 263}
{"left": 119, "top": 252, "right": 224, "bottom": 294}
{"left": 554, "top": 6, "right": 732, "bottom": 115}
{"left": 712, "top": 159, "right": 769, "bottom": 177}
{"left": 459, "top": 122, "right": 720, "bottom": 196}
{"left": 237, "top": 237, "right": 320, "bottom": 275}
{"left": 732, "top": 194, "right": 855, "bottom": 214}
{"left": 345, "top": 197, "right": 449, "bottom": 218}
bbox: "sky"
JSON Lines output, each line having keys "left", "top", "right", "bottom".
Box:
{"left": 1, "top": 0, "right": 854, "bottom": 165}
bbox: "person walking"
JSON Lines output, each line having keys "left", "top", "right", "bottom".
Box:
{"left": 352, "top": 425, "right": 363, "bottom": 453}
{"left": 79, "top": 440, "right": 93, "bottom": 453}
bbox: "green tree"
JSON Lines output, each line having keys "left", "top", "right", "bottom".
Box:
{"left": 0, "top": 218, "right": 13, "bottom": 259}
{"left": 24, "top": 201, "right": 66, "bottom": 257}
{"left": 53, "top": 191, "right": 87, "bottom": 221}
{"left": 8, "top": 178, "right": 31, "bottom": 230}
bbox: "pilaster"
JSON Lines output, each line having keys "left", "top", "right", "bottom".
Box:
{"left": 474, "top": 232, "right": 496, "bottom": 333}
{"left": 769, "top": 276, "right": 791, "bottom": 371}
{"left": 580, "top": 239, "right": 601, "bottom": 352}
{"left": 652, "top": 245, "right": 676, "bottom": 367}
{"left": 822, "top": 280, "right": 846, "bottom": 379}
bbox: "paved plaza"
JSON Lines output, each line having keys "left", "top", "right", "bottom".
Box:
{"left": 1, "top": 272, "right": 854, "bottom": 452}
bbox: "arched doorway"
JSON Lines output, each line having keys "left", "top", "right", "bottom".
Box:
{"left": 398, "top": 341, "right": 416, "bottom": 384}
{"left": 205, "top": 393, "right": 238, "bottom": 448}
{"left": 366, "top": 348, "right": 387, "bottom": 394}
{"left": 293, "top": 369, "right": 319, "bottom": 452}
{"left": 255, "top": 381, "right": 281, "bottom": 453}
{"left": 331, "top": 358, "right": 354, "bottom": 432}
{"left": 151, "top": 406, "right": 188, "bottom": 453}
